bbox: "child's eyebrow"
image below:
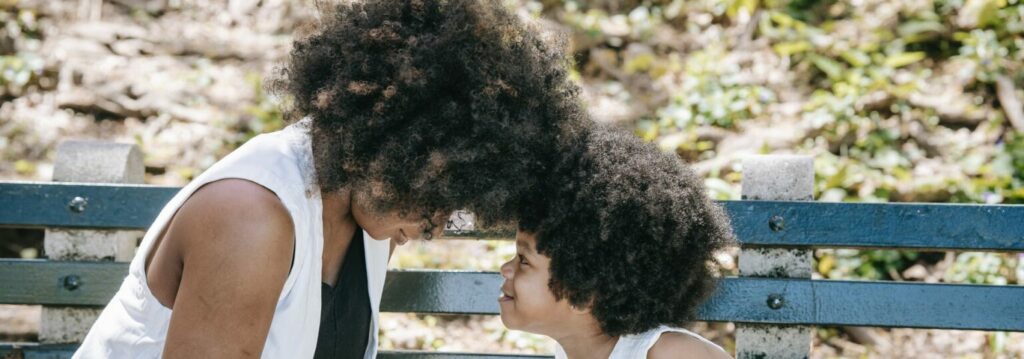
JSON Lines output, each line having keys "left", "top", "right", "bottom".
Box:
{"left": 515, "top": 239, "right": 534, "bottom": 253}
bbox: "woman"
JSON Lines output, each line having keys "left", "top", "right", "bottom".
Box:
{"left": 75, "top": 0, "right": 586, "bottom": 357}
{"left": 501, "top": 128, "right": 735, "bottom": 358}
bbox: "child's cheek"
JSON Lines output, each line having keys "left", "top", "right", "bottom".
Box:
{"left": 520, "top": 276, "right": 558, "bottom": 314}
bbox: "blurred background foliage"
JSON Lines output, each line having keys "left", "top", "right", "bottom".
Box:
{"left": 1, "top": 0, "right": 1022, "bottom": 356}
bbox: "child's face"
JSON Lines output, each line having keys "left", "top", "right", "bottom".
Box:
{"left": 498, "top": 231, "right": 577, "bottom": 336}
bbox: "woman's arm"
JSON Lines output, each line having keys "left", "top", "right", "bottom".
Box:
{"left": 160, "top": 179, "right": 295, "bottom": 358}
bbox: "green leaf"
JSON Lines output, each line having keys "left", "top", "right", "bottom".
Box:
{"left": 897, "top": 21, "right": 946, "bottom": 37}
{"left": 840, "top": 50, "right": 871, "bottom": 67}
{"left": 772, "top": 40, "right": 811, "bottom": 56}
{"left": 635, "top": 120, "right": 659, "bottom": 142}
{"left": 960, "top": 0, "right": 1004, "bottom": 29}
{"left": 14, "top": 159, "right": 35, "bottom": 176}
{"left": 884, "top": 52, "right": 926, "bottom": 68}
{"left": 624, "top": 53, "right": 655, "bottom": 74}
{"left": 809, "top": 54, "right": 844, "bottom": 80}
{"left": 769, "top": 10, "right": 797, "bottom": 28}
{"left": 898, "top": 21, "right": 946, "bottom": 43}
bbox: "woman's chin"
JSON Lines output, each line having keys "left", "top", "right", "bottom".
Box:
{"left": 363, "top": 229, "right": 392, "bottom": 242}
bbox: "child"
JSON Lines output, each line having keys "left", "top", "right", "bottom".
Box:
{"left": 501, "top": 127, "right": 735, "bottom": 358}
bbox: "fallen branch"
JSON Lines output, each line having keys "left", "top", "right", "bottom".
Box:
{"left": 995, "top": 74, "right": 1024, "bottom": 133}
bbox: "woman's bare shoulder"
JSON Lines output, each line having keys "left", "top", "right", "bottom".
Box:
{"left": 161, "top": 178, "right": 296, "bottom": 279}
{"left": 647, "top": 331, "right": 732, "bottom": 359}
{"left": 173, "top": 178, "right": 294, "bottom": 249}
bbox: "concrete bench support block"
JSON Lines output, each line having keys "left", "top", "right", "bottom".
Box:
{"left": 40, "top": 307, "right": 105, "bottom": 344}
{"left": 736, "top": 155, "right": 814, "bottom": 359}
{"left": 41, "top": 140, "right": 145, "bottom": 344}
{"left": 44, "top": 229, "right": 140, "bottom": 262}
{"left": 52, "top": 141, "right": 144, "bottom": 184}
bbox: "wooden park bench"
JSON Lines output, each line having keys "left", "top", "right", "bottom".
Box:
{"left": 1, "top": 141, "right": 1022, "bottom": 358}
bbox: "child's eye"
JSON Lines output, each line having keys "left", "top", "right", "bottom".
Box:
{"left": 518, "top": 254, "right": 529, "bottom": 265}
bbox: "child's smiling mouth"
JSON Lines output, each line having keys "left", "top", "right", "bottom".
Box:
{"left": 499, "top": 285, "right": 515, "bottom": 302}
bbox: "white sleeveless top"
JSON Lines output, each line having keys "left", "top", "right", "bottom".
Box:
{"left": 75, "top": 120, "right": 392, "bottom": 358}
{"left": 555, "top": 326, "right": 728, "bottom": 359}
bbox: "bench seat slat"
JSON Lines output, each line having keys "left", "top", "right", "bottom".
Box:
{"left": 700, "top": 276, "right": 1024, "bottom": 332}
{"left": 3, "top": 182, "right": 1023, "bottom": 251}
{"left": 0, "top": 260, "right": 126, "bottom": 306}
{"left": 0, "top": 344, "right": 78, "bottom": 359}
{"left": 2, "top": 260, "right": 1021, "bottom": 331}
{"left": 0, "top": 182, "right": 178, "bottom": 231}
{"left": 723, "top": 200, "right": 1024, "bottom": 251}
{"left": 0, "top": 346, "right": 553, "bottom": 359}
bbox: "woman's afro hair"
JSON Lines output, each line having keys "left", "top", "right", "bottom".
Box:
{"left": 519, "top": 126, "right": 736, "bottom": 337}
{"left": 272, "top": 0, "right": 586, "bottom": 223}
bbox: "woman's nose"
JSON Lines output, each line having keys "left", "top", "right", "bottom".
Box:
{"left": 427, "top": 221, "right": 444, "bottom": 240}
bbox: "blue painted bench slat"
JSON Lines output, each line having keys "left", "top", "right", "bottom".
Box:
{"left": 2, "top": 260, "right": 1022, "bottom": 332}
{"left": 3, "top": 182, "right": 1023, "bottom": 251}
{"left": 0, "top": 182, "right": 177, "bottom": 230}
{"left": 0, "top": 345, "right": 553, "bottom": 359}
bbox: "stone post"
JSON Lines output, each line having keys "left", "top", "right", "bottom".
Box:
{"left": 735, "top": 155, "right": 814, "bottom": 359}
{"left": 40, "top": 141, "right": 145, "bottom": 343}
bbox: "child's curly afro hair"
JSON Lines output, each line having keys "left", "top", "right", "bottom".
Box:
{"left": 519, "top": 126, "right": 736, "bottom": 337}
{"left": 272, "top": 0, "right": 586, "bottom": 223}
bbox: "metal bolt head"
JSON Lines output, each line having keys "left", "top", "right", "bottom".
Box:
{"left": 767, "top": 294, "right": 784, "bottom": 309}
{"left": 68, "top": 196, "right": 88, "bottom": 213}
{"left": 63, "top": 275, "right": 82, "bottom": 291}
{"left": 768, "top": 215, "right": 785, "bottom": 232}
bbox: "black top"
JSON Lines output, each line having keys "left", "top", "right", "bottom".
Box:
{"left": 313, "top": 230, "right": 372, "bottom": 359}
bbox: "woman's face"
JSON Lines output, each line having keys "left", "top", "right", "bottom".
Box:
{"left": 498, "top": 231, "right": 577, "bottom": 336}
{"left": 351, "top": 200, "right": 448, "bottom": 245}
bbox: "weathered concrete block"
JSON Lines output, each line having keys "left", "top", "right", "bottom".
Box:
{"left": 740, "top": 155, "right": 814, "bottom": 201}
{"left": 39, "top": 307, "right": 104, "bottom": 344}
{"left": 738, "top": 247, "right": 812, "bottom": 279}
{"left": 52, "top": 141, "right": 144, "bottom": 184}
{"left": 42, "top": 140, "right": 145, "bottom": 344}
{"left": 739, "top": 155, "right": 814, "bottom": 279}
{"left": 44, "top": 229, "right": 142, "bottom": 261}
{"left": 737, "top": 155, "right": 814, "bottom": 359}
{"left": 736, "top": 324, "right": 813, "bottom": 359}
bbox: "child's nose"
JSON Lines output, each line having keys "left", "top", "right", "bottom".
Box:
{"left": 500, "top": 259, "right": 514, "bottom": 280}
